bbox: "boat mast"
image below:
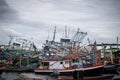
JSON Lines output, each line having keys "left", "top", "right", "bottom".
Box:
{"left": 71, "top": 28, "right": 87, "bottom": 45}
{"left": 117, "top": 36, "right": 119, "bottom": 50}
{"left": 70, "top": 28, "right": 87, "bottom": 53}
{"left": 64, "top": 26, "right": 68, "bottom": 55}
{"left": 8, "top": 35, "right": 14, "bottom": 46}
{"left": 110, "top": 45, "right": 113, "bottom": 64}
{"left": 52, "top": 26, "right": 56, "bottom": 42}
{"left": 65, "top": 26, "right": 67, "bottom": 38}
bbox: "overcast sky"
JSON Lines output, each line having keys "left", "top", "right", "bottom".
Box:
{"left": 0, "top": 0, "right": 120, "bottom": 48}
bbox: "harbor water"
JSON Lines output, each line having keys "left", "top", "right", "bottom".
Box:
{"left": 1, "top": 72, "right": 54, "bottom": 80}
{"left": 0, "top": 72, "right": 114, "bottom": 80}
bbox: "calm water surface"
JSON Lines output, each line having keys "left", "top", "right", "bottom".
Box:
{"left": 1, "top": 72, "right": 114, "bottom": 80}
{"left": 1, "top": 72, "right": 54, "bottom": 80}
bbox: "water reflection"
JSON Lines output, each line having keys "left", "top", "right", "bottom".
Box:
{"left": 1, "top": 72, "right": 54, "bottom": 80}
{"left": 1, "top": 72, "right": 20, "bottom": 80}
{"left": 1, "top": 72, "right": 114, "bottom": 80}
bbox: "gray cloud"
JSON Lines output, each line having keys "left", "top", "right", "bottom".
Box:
{"left": 0, "top": 0, "right": 120, "bottom": 48}
{"left": 0, "top": 0, "right": 18, "bottom": 24}
{"left": 0, "top": 0, "right": 20, "bottom": 44}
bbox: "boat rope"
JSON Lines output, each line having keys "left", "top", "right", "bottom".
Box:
{"left": 49, "top": 61, "right": 59, "bottom": 66}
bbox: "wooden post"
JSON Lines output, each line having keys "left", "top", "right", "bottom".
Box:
{"left": 73, "top": 70, "right": 83, "bottom": 80}
{"left": 79, "top": 70, "right": 84, "bottom": 80}
{"left": 73, "top": 70, "right": 77, "bottom": 80}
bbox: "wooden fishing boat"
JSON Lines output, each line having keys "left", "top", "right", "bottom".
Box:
{"left": 1, "top": 36, "right": 40, "bottom": 72}
{"left": 0, "top": 48, "right": 6, "bottom": 75}
{"left": 103, "top": 49, "right": 120, "bottom": 74}
{"left": 5, "top": 55, "right": 39, "bottom": 72}
{"left": 34, "top": 27, "right": 104, "bottom": 76}
{"left": 0, "top": 61, "right": 6, "bottom": 75}
{"left": 0, "top": 67, "right": 5, "bottom": 75}
{"left": 34, "top": 57, "right": 104, "bottom": 76}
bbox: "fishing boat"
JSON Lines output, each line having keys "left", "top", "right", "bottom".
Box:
{"left": 5, "top": 56, "right": 39, "bottom": 72}
{"left": 34, "top": 27, "right": 104, "bottom": 76}
{"left": 0, "top": 48, "right": 6, "bottom": 75}
{"left": 103, "top": 49, "right": 120, "bottom": 74}
{"left": 1, "top": 36, "right": 40, "bottom": 72}
{"left": 34, "top": 55, "right": 104, "bottom": 76}
{"left": 100, "top": 44, "right": 120, "bottom": 74}
{"left": 0, "top": 61, "right": 6, "bottom": 75}
{"left": 89, "top": 42, "right": 120, "bottom": 74}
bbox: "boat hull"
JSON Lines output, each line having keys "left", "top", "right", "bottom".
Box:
{"left": 5, "top": 68, "right": 34, "bottom": 72}
{"left": 34, "top": 65, "right": 104, "bottom": 76}
{"left": 83, "top": 66, "right": 103, "bottom": 76}
{"left": 103, "top": 64, "right": 120, "bottom": 74}
{"left": 0, "top": 69, "right": 4, "bottom": 75}
{"left": 0, "top": 67, "right": 6, "bottom": 75}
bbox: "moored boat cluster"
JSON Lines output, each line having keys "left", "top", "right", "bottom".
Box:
{"left": 0, "top": 28, "right": 120, "bottom": 80}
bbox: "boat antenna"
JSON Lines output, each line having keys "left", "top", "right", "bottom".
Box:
{"left": 52, "top": 26, "right": 56, "bottom": 42}
{"left": 87, "top": 38, "right": 90, "bottom": 45}
{"left": 117, "top": 36, "right": 119, "bottom": 50}
{"left": 65, "top": 26, "right": 67, "bottom": 38}
{"left": 8, "top": 35, "right": 14, "bottom": 46}
{"left": 47, "top": 30, "right": 49, "bottom": 41}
